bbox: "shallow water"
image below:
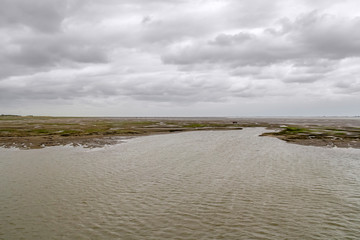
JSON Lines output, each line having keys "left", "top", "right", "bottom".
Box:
{"left": 1, "top": 128, "right": 360, "bottom": 240}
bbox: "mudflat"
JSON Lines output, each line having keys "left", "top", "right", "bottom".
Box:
{"left": 0, "top": 115, "right": 359, "bottom": 149}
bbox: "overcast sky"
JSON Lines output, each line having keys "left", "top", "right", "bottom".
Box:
{"left": 1, "top": 0, "right": 359, "bottom": 116}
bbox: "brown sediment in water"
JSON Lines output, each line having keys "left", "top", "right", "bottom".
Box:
{"left": 0, "top": 115, "right": 359, "bottom": 149}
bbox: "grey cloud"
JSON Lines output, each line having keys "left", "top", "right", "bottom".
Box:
{"left": 0, "top": 32, "right": 108, "bottom": 79}
{"left": 0, "top": 69, "right": 251, "bottom": 105}
{"left": 291, "top": 59, "right": 337, "bottom": 73}
{"left": 11, "top": 37, "right": 107, "bottom": 66}
{"left": 0, "top": 70, "right": 228, "bottom": 103}
{"left": 147, "top": 0, "right": 283, "bottom": 45}
{"left": 333, "top": 78, "right": 360, "bottom": 94}
{"left": 141, "top": 16, "right": 152, "bottom": 24}
{"left": 284, "top": 74, "right": 323, "bottom": 83}
{"left": 1, "top": 0, "right": 360, "bottom": 116}
{"left": 230, "top": 66, "right": 263, "bottom": 76}
{"left": 210, "top": 33, "right": 254, "bottom": 46}
{"left": 162, "top": 12, "right": 360, "bottom": 68}
{"left": 140, "top": 17, "right": 210, "bottom": 44}
{"left": 0, "top": 73, "right": 110, "bottom": 101}
{"left": 118, "top": 74, "right": 232, "bottom": 103}
{"left": 0, "top": 0, "right": 67, "bottom": 32}
{"left": 282, "top": 59, "right": 337, "bottom": 83}
{"left": 94, "top": 0, "right": 281, "bottom": 46}
{"left": 226, "top": 0, "right": 281, "bottom": 27}
{"left": 0, "top": 0, "right": 110, "bottom": 80}
{"left": 229, "top": 59, "right": 337, "bottom": 84}
{"left": 302, "top": 0, "right": 348, "bottom": 9}
{"left": 291, "top": 12, "right": 360, "bottom": 58}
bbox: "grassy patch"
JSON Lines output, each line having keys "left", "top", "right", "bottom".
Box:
{"left": 334, "top": 132, "right": 346, "bottom": 135}
{"left": 113, "top": 129, "right": 144, "bottom": 135}
{"left": 0, "top": 128, "right": 18, "bottom": 132}
{"left": 272, "top": 126, "right": 314, "bottom": 135}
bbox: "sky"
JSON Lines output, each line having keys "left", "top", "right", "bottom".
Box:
{"left": 0, "top": 0, "right": 359, "bottom": 117}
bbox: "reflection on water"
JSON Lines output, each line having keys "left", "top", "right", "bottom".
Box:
{"left": 1, "top": 128, "right": 360, "bottom": 239}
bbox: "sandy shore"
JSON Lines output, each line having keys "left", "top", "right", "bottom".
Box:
{"left": 0, "top": 116, "right": 359, "bottom": 149}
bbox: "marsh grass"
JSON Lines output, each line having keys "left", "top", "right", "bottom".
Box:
{"left": 1, "top": 116, "right": 358, "bottom": 149}
{"left": 262, "top": 124, "right": 360, "bottom": 144}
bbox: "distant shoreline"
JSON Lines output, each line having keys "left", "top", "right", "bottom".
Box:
{"left": 0, "top": 116, "right": 359, "bottom": 149}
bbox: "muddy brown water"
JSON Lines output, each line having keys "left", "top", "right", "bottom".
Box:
{"left": 1, "top": 128, "right": 360, "bottom": 239}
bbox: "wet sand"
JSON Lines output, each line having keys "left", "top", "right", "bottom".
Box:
{"left": 0, "top": 115, "right": 359, "bottom": 149}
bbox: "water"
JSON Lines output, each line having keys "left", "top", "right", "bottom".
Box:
{"left": 1, "top": 128, "right": 360, "bottom": 239}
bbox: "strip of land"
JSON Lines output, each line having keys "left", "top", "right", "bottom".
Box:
{"left": 0, "top": 115, "right": 359, "bottom": 149}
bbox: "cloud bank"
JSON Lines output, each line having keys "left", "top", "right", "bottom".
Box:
{"left": 0, "top": 0, "right": 359, "bottom": 116}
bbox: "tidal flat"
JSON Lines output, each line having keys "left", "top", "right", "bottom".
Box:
{"left": 0, "top": 115, "right": 359, "bottom": 149}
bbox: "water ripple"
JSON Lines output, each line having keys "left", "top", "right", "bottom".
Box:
{"left": 1, "top": 128, "right": 360, "bottom": 239}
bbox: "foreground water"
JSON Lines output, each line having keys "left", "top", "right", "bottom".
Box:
{"left": 1, "top": 128, "right": 360, "bottom": 240}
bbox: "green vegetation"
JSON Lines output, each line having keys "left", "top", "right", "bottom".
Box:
{"left": 334, "top": 132, "right": 346, "bottom": 135}
{"left": 261, "top": 124, "right": 360, "bottom": 148}
{"left": 267, "top": 126, "right": 316, "bottom": 137}
{"left": 282, "top": 127, "right": 312, "bottom": 134}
